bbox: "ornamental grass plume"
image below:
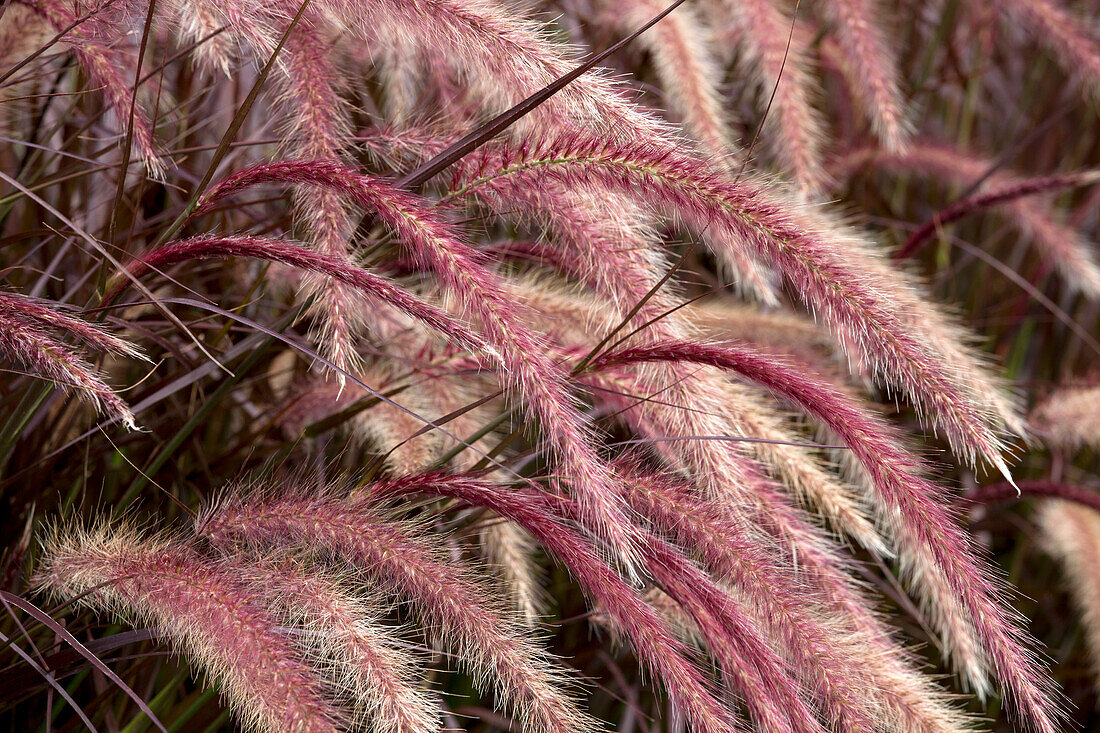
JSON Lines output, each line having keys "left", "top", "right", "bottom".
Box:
{"left": 1029, "top": 385, "right": 1100, "bottom": 450}
{"left": 705, "top": 0, "right": 828, "bottom": 194}
{"left": 228, "top": 558, "right": 440, "bottom": 733}
{"left": 1038, "top": 502, "right": 1100, "bottom": 697}
{"left": 833, "top": 143, "right": 1100, "bottom": 297}
{"left": 198, "top": 479, "right": 598, "bottom": 733}
{"left": 600, "top": 0, "right": 736, "bottom": 166}
{"left": 441, "top": 133, "right": 1024, "bottom": 470}
{"left": 34, "top": 522, "right": 345, "bottom": 733}
{"left": 0, "top": 291, "right": 141, "bottom": 429}
{"left": 811, "top": 0, "right": 910, "bottom": 152}
{"left": 589, "top": 340, "right": 1061, "bottom": 728}
{"left": 7, "top": 0, "right": 1100, "bottom": 730}
{"left": 996, "top": 0, "right": 1100, "bottom": 102}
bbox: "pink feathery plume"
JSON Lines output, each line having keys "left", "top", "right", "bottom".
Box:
{"left": 278, "top": 23, "right": 364, "bottom": 376}
{"left": 605, "top": 0, "right": 739, "bottom": 165}
{"left": 107, "top": 234, "right": 494, "bottom": 357}
{"left": 592, "top": 340, "right": 1064, "bottom": 733}
{"left": 833, "top": 143, "right": 1100, "bottom": 297}
{"left": 198, "top": 160, "right": 647, "bottom": 574}
{"left": 630, "top": 528, "right": 822, "bottom": 733}
{"left": 0, "top": 291, "right": 140, "bottom": 429}
{"left": 814, "top": 0, "right": 910, "bottom": 151}
{"left": 515, "top": 281, "right": 884, "bottom": 555}
{"left": 167, "top": 0, "right": 238, "bottom": 74}
{"left": 316, "top": 0, "right": 671, "bottom": 144}
{"left": 366, "top": 472, "right": 744, "bottom": 733}
{"left": 233, "top": 559, "right": 440, "bottom": 733}
{"left": 581, "top": 349, "right": 969, "bottom": 730}
{"left": 706, "top": 0, "right": 828, "bottom": 194}
{"left": 0, "top": 291, "right": 141, "bottom": 359}
{"left": 997, "top": 0, "right": 1100, "bottom": 101}
{"left": 1030, "top": 385, "right": 1100, "bottom": 450}
{"left": 621, "top": 463, "right": 973, "bottom": 733}
{"left": 26, "top": 0, "right": 165, "bottom": 176}
{"left": 363, "top": 125, "right": 779, "bottom": 305}
{"left": 361, "top": 125, "right": 777, "bottom": 307}
{"left": 1038, "top": 501, "right": 1100, "bottom": 697}
{"left": 452, "top": 134, "right": 1022, "bottom": 472}
{"left": 198, "top": 484, "right": 599, "bottom": 733}
{"left": 368, "top": 474, "right": 823, "bottom": 733}
{"left": 35, "top": 523, "right": 345, "bottom": 733}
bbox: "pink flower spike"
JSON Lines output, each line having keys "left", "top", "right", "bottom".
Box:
{"left": 367, "top": 472, "right": 745, "bottom": 733}
{"left": 592, "top": 340, "right": 1065, "bottom": 733}
{"left": 35, "top": 523, "right": 344, "bottom": 733}
{"left": 196, "top": 161, "right": 647, "bottom": 575}
{"left": 198, "top": 482, "right": 599, "bottom": 733}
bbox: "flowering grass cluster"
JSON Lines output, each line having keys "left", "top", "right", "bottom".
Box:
{"left": 2, "top": 1, "right": 1100, "bottom": 731}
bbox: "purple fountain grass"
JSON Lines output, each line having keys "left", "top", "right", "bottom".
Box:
{"left": 621, "top": 462, "right": 973, "bottom": 733}
{"left": 479, "top": 519, "right": 543, "bottom": 629}
{"left": 280, "top": 25, "right": 364, "bottom": 378}
{"left": 508, "top": 283, "right": 961, "bottom": 727}
{"left": 536, "top": 483, "right": 829, "bottom": 733}
{"left": 512, "top": 278, "right": 885, "bottom": 555}
{"left": 446, "top": 132, "right": 1023, "bottom": 470}
{"left": 591, "top": 339, "right": 1065, "bottom": 732}
{"left": 196, "top": 160, "right": 648, "bottom": 573}
{"left": 314, "top": 0, "right": 673, "bottom": 145}
{"left": 580, "top": 352, "right": 968, "bottom": 726}
{"left": 344, "top": 369, "right": 448, "bottom": 475}
{"left": 833, "top": 142, "right": 1100, "bottom": 297}
{"left": 705, "top": 0, "right": 828, "bottom": 194}
{"left": 107, "top": 234, "right": 496, "bottom": 355}
{"left": 1038, "top": 501, "right": 1100, "bottom": 697}
{"left": 197, "top": 481, "right": 599, "bottom": 733}
{"left": 232, "top": 558, "right": 440, "bottom": 733}
{"left": 1030, "top": 385, "right": 1100, "bottom": 450}
{"left": 605, "top": 0, "right": 738, "bottom": 165}
{"left": 363, "top": 124, "right": 781, "bottom": 305}
{"left": 0, "top": 291, "right": 142, "bottom": 361}
{"left": 364, "top": 472, "right": 745, "bottom": 733}
{"left": 26, "top": 0, "right": 165, "bottom": 176}
{"left": 683, "top": 298, "right": 842, "bottom": 373}
{"left": 814, "top": 0, "right": 910, "bottom": 151}
{"left": 368, "top": 473, "right": 824, "bottom": 733}
{"left": 0, "top": 291, "right": 140, "bottom": 429}
{"left": 897, "top": 171, "right": 1100, "bottom": 260}
{"left": 621, "top": 530, "right": 822, "bottom": 733}
{"left": 436, "top": 131, "right": 1019, "bottom": 450}
{"left": 360, "top": 124, "right": 776, "bottom": 307}
{"left": 34, "top": 523, "right": 345, "bottom": 733}
{"left": 617, "top": 466, "right": 892, "bottom": 733}
{"left": 997, "top": 0, "right": 1100, "bottom": 102}
{"left": 167, "top": 0, "right": 237, "bottom": 74}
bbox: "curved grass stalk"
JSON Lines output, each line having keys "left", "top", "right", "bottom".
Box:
{"left": 0, "top": 292, "right": 140, "bottom": 429}
{"left": 833, "top": 143, "right": 1100, "bottom": 297}
{"left": 365, "top": 472, "right": 745, "bottom": 733}
{"left": 198, "top": 483, "right": 599, "bottom": 733}
{"left": 35, "top": 523, "right": 344, "bottom": 733}
{"left": 593, "top": 340, "right": 1064, "bottom": 732}
{"left": 447, "top": 135, "right": 1022, "bottom": 470}
{"left": 705, "top": 0, "right": 828, "bottom": 194}
{"left": 197, "top": 160, "right": 647, "bottom": 572}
